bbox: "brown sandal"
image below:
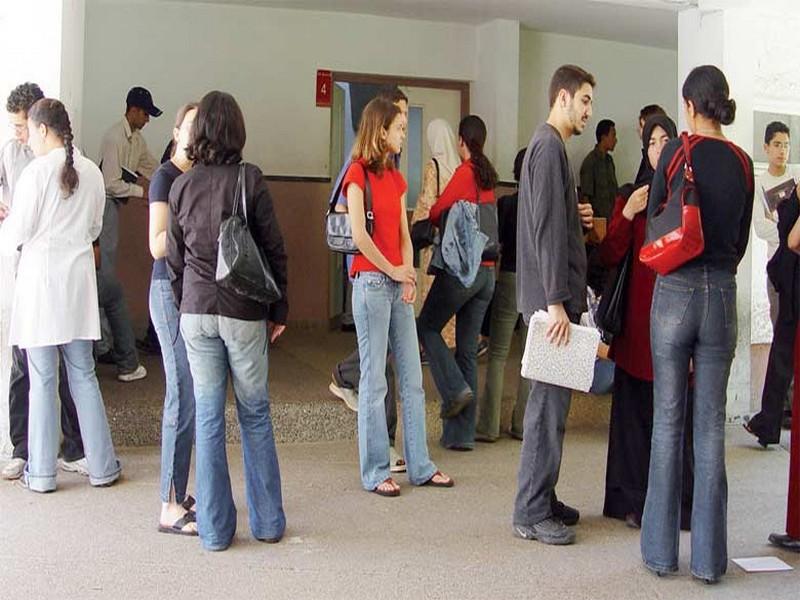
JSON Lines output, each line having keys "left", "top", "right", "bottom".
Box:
{"left": 372, "top": 477, "right": 400, "bottom": 497}
{"left": 423, "top": 470, "right": 454, "bottom": 488}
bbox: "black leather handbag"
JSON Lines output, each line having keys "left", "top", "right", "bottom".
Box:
{"left": 216, "top": 164, "right": 282, "bottom": 305}
{"left": 595, "top": 248, "right": 632, "bottom": 337}
{"left": 325, "top": 162, "right": 373, "bottom": 254}
{"left": 411, "top": 158, "right": 439, "bottom": 252}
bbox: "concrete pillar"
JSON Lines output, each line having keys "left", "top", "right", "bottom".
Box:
{"left": 0, "top": 0, "right": 86, "bottom": 458}
{"left": 678, "top": 0, "right": 799, "bottom": 420}
{"left": 60, "top": 0, "right": 87, "bottom": 145}
{"left": 471, "top": 19, "right": 520, "bottom": 181}
{"left": 678, "top": 6, "right": 751, "bottom": 421}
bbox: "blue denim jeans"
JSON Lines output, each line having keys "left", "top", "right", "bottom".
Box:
{"left": 150, "top": 279, "right": 195, "bottom": 504}
{"left": 352, "top": 272, "right": 437, "bottom": 490}
{"left": 25, "top": 341, "right": 121, "bottom": 492}
{"left": 180, "top": 314, "right": 285, "bottom": 551}
{"left": 641, "top": 266, "right": 737, "bottom": 581}
{"left": 418, "top": 266, "right": 495, "bottom": 448}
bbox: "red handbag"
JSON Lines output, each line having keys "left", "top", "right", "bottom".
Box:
{"left": 639, "top": 133, "right": 704, "bottom": 275}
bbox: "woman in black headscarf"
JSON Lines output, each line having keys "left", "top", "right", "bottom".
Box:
{"left": 597, "top": 115, "right": 693, "bottom": 529}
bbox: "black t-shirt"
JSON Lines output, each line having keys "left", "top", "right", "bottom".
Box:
{"left": 497, "top": 191, "right": 518, "bottom": 273}
{"left": 647, "top": 135, "right": 754, "bottom": 274}
{"left": 149, "top": 160, "right": 183, "bottom": 280}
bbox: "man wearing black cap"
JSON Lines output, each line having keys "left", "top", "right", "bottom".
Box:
{"left": 96, "top": 86, "right": 162, "bottom": 382}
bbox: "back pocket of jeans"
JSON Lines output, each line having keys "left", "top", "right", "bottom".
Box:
{"left": 653, "top": 282, "right": 694, "bottom": 327}
{"left": 719, "top": 286, "right": 737, "bottom": 331}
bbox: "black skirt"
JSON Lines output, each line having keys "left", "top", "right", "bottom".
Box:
{"left": 603, "top": 365, "right": 694, "bottom": 529}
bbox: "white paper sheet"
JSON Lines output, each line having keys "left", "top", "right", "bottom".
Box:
{"left": 732, "top": 557, "right": 794, "bottom": 572}
{"left": 521, "top": 311, "right": 601, "bottom": 392}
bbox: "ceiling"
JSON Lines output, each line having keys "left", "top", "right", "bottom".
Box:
{"left": 153, "top": 0, "right": 686, "bottom": 49}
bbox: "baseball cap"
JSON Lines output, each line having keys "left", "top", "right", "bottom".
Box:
{"left": 126, "top": 86, "right": 162, "bottom": 117}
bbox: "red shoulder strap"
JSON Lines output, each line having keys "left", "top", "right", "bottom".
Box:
{"left": 727, "top": 143, "right": 753, "bottom": 193}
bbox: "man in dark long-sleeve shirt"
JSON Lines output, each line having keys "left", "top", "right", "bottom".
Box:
{"left": 513, "top": 65, "right": 596, "bottom": 546}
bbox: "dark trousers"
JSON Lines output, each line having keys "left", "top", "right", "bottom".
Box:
{"left": 749, "top": 297, "right": 797, "bottom": 445}
{"left": 418, "top": 267, "right": 495, "bottom": 449}
{"left": 513, "top": 378, "right": 572, "bottom": 525}
{"left": 8, "top": 345, "right": 85, "bottom": 462}
{"left": 603, "top": 366, "right": 694, "bottom": 528}
{"left": 334, "top": 348, "right": 398, "bottom": 444}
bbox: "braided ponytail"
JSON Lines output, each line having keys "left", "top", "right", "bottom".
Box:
{"left": 28, "top": 99, "right": 79, "bottom": 198}
{"left": 458, "top": 115, "right": 498, "bottom": 191}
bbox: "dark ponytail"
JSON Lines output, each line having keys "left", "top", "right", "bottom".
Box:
{"left": 682, "top": 65, "right": 737, "bottom": 126}
{"left": 28, "top": 99, "right": 78, "bottom": 198}
{"left": 458, "top": 115, "right": 498, "bottom": 191}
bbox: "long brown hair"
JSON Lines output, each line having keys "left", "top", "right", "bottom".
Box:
{"left": 458, "top": 115, "right": 497, "bottom": 190}
{"left": 169, "top": 101, "right": 198, "bottom": 158}
{"left": 351, "top": 97, "right": 400, "bottom": 174}
{"left": 28, "top": 99, "right": 78, "bottom": 198}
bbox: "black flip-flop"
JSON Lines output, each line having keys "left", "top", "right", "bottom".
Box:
{"left": 423, "top": 470, "right": 454, "bottom": 488}
{"left": 158, "top": 511, "right": 198, "bottom": 536}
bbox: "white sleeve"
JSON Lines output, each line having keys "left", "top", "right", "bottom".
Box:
{"left": 751, "top": 185, "right": 779, "bottom": 246}
{"left": 0, "top": 168, "right": 40, "bottom": 256}
{"left": 88, "top": 167, "right": 106, "bottom": 241}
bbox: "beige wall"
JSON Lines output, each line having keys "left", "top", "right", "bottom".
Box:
{"left": 81, "top": 0, "right": 477, "bottom": 177}
{"left": 518, "top": 28, "right": 678, "bottom": 185}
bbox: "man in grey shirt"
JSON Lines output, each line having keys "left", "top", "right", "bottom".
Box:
{"left": 514, "top": 65, "right": 596, "bottom": 546}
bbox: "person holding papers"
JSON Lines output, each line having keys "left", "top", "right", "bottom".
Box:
{"left": 745, "top": 121, "right": 800, "bottom": 446}
{"left": 512, "top": 65, "right": 596, "bottom": 546}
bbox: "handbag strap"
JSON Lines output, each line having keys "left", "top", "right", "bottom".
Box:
{"left": 680, "top": 132, "right": 695, "bottom": 185}
{"left": 360, "top": 163, "right": 374, "bottom": 236}
{"left": 239, "top": 163, "right": 248, "bottom": 225}
{"left": 432, "top": 158, "right": 440, "bottom": 197}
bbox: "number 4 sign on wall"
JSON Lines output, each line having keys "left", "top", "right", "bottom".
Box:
{"left": 316, "top": 70, "right": 332, "bottom": 107}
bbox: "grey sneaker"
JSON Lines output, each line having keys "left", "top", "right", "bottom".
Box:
{"left": 1, "top": 458, "right": 26, "bottom": 480}
{"left": 328, "top": 381, "right": 358, "bottom": 412}
{"left": 59, "top": 457, "right": 90, "bottom": 476}
{"left": 118, "top": 364, "right": 147, "bottom": 382}
{"left": 513, "top": 518, "right": 576, "bottom": 545}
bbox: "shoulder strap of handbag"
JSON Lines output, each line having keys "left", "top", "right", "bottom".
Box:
{"left": 236, "top": 163, "right": 248, "bottom": 224}
{"left": 360, "top": 162, "right": 374, "bottom": 236}
{"left": 680, "top": 132, "right": 695, "bottom": 186}
{"left": 664, "top": 133, "right": 700, "bottom": 202}
{"left": 432, "top": 157, "right": 440, "bottom": 197}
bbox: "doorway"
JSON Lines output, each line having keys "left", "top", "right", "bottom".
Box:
{"left": 327, "top": 74, "right": 468, "bottom": 327}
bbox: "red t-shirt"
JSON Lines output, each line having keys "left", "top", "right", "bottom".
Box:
{"left": 429, "top": 161, "right": 495, "bottom": 226}
{"left": 342, "top": 160, "right": 407, "bottom": 276}
{"left": 429, "top": 161, "right": 496, "bottom": 265}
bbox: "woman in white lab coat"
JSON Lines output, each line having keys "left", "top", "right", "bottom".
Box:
{"left": 0, "top": 98, "right": 120, "bottom": 492}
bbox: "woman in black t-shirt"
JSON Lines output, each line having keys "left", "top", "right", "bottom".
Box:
{"left": 640, "top": 66, "right": 754, "bottom": 585}
{"left": 148, "top": 103, "right": 199, "bottom": 536}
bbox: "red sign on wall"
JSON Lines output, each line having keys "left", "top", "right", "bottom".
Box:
{"left": 316, "top": 70, "right": 332, "bottom": 107}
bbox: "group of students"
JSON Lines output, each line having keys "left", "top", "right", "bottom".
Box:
{"left": 0, "top": 59, "right": 795, "bottom": 581}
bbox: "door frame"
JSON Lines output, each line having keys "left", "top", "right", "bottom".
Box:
{"left": 331, "top": 71, "right": 470, "bottom": 118}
